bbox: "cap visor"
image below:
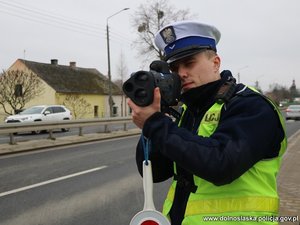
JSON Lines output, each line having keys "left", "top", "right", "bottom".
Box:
{"left": 166, "top": 46, "right": 213, "bottom": 63}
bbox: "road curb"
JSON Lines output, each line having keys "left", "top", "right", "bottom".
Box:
{"left": 285, "top": 128, "right": 300, "bottom": 152}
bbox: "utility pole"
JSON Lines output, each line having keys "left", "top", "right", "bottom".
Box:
{"left": 237, "top": 65, "right": 249, "bottom": 83}
{"left": 106, "top": 8, "right": 129, "bottom": 117}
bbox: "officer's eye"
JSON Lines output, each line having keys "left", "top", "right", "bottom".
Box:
{"left": 169, "top": 63, "right": 179, "bottom": 73}
{"left": 182, "top": 59, "right": 196, "bottom": 68}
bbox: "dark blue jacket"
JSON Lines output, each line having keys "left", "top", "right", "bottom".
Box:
{"left": 135, "top": 70, "right": 285, "bottom": 225}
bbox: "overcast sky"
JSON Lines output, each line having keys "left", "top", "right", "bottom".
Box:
{"left": 1, "top": 0, "right": 299, "bottom": 91}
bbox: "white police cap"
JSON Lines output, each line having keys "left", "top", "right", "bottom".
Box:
{"left": 154, "top": 20, "right": 221, "bottom": 63}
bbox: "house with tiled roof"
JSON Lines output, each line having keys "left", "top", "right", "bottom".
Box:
{"left": 4, "top": 58, "right": 126, "bottom": 118}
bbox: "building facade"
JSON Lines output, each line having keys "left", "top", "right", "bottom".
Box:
{"left": 0, "top": 59, "right": 128, "bottom": 121}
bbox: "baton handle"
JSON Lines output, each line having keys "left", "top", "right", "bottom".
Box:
{"left": 143, "top": 160, "right": 156, "bottom": 210}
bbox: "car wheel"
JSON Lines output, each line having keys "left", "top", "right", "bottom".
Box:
{"left": 62, "top": 118, "right": 70, "bottom": 132}
{"left": 32, "top": 130, "right": 41, "bottom": 134}
{"left": 32, "top": 120, "right": 44, "bottom": 134}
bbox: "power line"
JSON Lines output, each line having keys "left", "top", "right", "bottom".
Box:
{"left": 0, "top": 0, "right": 133, "bottom": 42}
{"left": 0, "top": 0, "right": 104, "bottom": 31}
{"left": 110, "top": 28, "right": 133, "bottom": 44}
{"left": 0, "top": 9, "right": 104, "bottom": 38}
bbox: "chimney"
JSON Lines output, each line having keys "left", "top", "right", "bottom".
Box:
{"left": 69, "top": 61, "right": 76, "bottom": 68}
{"left": 51, "top": 59, "right": 58, "bottom": 65}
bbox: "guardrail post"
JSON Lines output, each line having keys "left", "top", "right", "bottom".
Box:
{"left": 104, "top": 124, "right": 110, "bottom": 133}
{"left": 48, "top": 130, "right": 56, "bottom": 140}
{"left": 9, "top": 133, "right": 16, "bottom": 145}
{"left": 79, "top": 127, "right": 83, "bottom": 136}
{"left": 123, "top": 123, "right": 127, "bottom": 131}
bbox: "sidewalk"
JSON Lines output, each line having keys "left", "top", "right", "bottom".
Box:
{"left": 278, "top": 129, "right": 300, "bottom": 224}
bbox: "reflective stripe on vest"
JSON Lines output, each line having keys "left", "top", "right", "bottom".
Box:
{"left": 165, "top": 184, "right": 279, "bottom": 215}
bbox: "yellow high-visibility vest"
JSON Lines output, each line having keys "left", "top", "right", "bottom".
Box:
{"left": 163, "top": 89, "right": 287, "bottom": 225}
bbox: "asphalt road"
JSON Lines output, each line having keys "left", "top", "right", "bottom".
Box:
{"left": 0, "top": 135, "right": 170, "bottom": 225}
{"left": 0, "top": 121, "right": 299, "bottom": 225}
{"left": 285, "top": 120, "right": 300, "bottom": 137}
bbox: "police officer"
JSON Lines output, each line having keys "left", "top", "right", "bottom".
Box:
{"left": 128, "top": 20, "right": 287, "bottom": 225}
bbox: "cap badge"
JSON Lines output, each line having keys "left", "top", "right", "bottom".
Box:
{"left": 160, "top": 26, "right": 176, "bottom": 44}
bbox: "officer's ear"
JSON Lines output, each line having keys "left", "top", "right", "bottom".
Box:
{"left": 212, "top": 54, "right": 221, "bottom": 72}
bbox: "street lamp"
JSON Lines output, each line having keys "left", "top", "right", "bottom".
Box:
{"left": 106, "top": 8, "right": 129, "bottom": 117}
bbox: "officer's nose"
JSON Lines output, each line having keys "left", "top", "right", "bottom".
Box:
{"left": 177, "top": 65, "right": 188, "bottom": 79}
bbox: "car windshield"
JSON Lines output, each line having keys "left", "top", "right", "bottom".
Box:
{"left": 19, "top": 107, "right": 44, "bottom": 115}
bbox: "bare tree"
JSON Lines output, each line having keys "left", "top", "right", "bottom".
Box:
{"left": 131, "top": 0, "right": 196, "bottom": 62}
{"left": 115, "top": 51, "right": 129, "bottom": 116}
{"left": 63, "top": 94, "right": 92, "bottom": 119}
{"left": 115, "top": 51, "right": 129, "bottom": 83}
{"left": 265, "top": 84, "right": 291, "bottom": 105}
{"left": 0, "top": 70, "right": 44, "bottom": 114}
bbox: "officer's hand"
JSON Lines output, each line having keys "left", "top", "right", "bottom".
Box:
{"left": 128, "top": 87, "right": 161, "bottom": 129}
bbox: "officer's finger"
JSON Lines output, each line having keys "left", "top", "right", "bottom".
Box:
{"left": 127, "top": 98, "right": 138, "bottom": 112}
{"left": 153, "top": 87, "right": 161, "bottom": 110}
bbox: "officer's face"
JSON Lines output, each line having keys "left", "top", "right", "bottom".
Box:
{"left": 170, "top": 51, "right": 221, "bottom": 92}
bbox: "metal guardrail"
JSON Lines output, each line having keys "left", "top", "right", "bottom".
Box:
{"left": 0, "top": 117, "right": 133, "bottom": 145}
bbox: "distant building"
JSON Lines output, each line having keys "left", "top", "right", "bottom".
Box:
{"left": 2, "top": 59, "right": 127, "bottom": 119}
{"left": 289, "top": 79, "right": 298, "bottom": 100}
{"left": 289, "top": 79, "right": 300, "bottom": 103}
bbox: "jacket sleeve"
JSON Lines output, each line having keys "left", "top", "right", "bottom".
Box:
{"left": 141, "top": 95, "right": 285, "bottom": 186}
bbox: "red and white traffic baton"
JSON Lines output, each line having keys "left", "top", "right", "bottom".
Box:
{"left": 130, "top": 160, "right": 170, "bottom": 225}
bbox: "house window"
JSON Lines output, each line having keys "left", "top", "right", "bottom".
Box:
{"left": 94, "top": 106, "right": 99, "bottom": 118}
{"left": 113, "top": 106, "right": 118, "bottom": 116}
{"left": 15, "top": 84, "right": 23, "bottom": 97}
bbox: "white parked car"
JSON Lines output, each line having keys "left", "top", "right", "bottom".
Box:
{"left": 5, "top": 105, "right": 72, "bottom": 134}
{"left": 285, "top": 104, "right": 300, "bottom": 120}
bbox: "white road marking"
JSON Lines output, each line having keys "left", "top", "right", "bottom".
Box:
{"left": 0, "top": 166, "right": 107, "bottom": 197}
